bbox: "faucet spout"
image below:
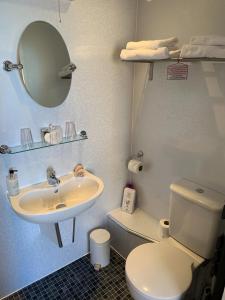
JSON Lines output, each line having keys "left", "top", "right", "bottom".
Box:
{"left": 47, "top": 166, "right": 60, "bottom": 186}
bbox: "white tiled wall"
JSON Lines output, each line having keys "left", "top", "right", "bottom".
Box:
{"left": 1, "top": 0, "right": 225, "bottom": 297}
{"left": 0, "top": 0, "right": 136, "bottom": 297}
{"left": 133, "top": 0, "right": 225, "bottom": 220}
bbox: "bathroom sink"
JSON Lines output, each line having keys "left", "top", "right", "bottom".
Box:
{"left": 9, "top": 171, "right": 104, "bottom": 224}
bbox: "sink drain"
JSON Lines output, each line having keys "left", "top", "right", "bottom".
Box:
{"left": 55, "top": 203, "right": 67, "bottom": 209}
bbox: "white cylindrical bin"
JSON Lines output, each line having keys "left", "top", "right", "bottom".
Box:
{"left": 90, "top": 228, "right": 110, "bottom": 270}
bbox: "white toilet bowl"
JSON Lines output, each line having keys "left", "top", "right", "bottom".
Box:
{"left": 125, "top": 179, "right": 225, "bottom": 300}
{"left": 126, "top": 238, "right": 204, "bottom": 300}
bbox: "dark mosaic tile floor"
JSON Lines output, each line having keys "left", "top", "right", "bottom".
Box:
{"left": 5, "top": 250, "right": 133, "bottom": 300}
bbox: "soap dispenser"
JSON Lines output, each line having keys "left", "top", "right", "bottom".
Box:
{"left": 6, "top": 168, "right": 19, "bottom": 196}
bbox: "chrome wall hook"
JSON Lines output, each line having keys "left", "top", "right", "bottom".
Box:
{"left": 3, "top": 60, "right": 23, "bottom": 72}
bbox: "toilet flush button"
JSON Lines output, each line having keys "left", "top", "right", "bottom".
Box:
{"left": 196, "top": 188, "right": 204, "bottom": 194}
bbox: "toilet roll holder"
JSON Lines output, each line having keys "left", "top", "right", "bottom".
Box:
{"left": 130, "top": 150, "right": 144, "bottom": 162}
{"left": 128, "top": 151, "right": 144, "bottom": 174}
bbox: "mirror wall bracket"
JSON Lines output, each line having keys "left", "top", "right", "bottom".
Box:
{"left": 69, "top": 63, "right": 76, "bottom": 72}
{"left": 3, "top": 60, "right": 23, "bottom": 72}
{"left": 59, "top": 63, "right": 77, "bottom": 78}
{"left": 0, "top": 145, "right": 11, "bottom": 154}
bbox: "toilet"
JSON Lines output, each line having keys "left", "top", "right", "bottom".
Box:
{"left": 126, "top": 179, "right": 225, "bottom": 300}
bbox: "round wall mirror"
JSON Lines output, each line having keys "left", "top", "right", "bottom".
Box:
{"left": 18, "top": 21, "right": 74, "bottom": 107}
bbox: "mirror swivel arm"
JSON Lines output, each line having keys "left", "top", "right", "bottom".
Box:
{"left": 58, "top": 63, "right": 76, "bottom": 78}
{"left": 68, "top": 63, "right": 76, "bottom": 72}
{"left": 0, "top": 145, "right": 11, "bottom": 154}
{"left": 3, "top": 60, "right": 23, "bottom": 72}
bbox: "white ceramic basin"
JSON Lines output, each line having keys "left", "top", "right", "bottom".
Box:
{"left": 9, "top": 171, "right": 104, "bottom": 224}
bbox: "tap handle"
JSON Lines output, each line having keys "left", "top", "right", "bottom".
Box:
{"left": 47, "top": 166, "right": 56, "bottom": 178}
{"left": 73, "top": 164, "right": 85, "bottom": 177}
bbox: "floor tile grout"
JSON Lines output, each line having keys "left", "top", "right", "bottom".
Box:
{"left": 5, "top": 250, "right": 133, "bottom": 300}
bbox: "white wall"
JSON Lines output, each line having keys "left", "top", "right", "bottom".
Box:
{"left": 133, "top": 0, "right": 225, "bottom": 220}
{"left": 0, "top": 0, "right": 136, "bottom": 297}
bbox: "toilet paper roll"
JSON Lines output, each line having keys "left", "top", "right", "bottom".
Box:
{"left": 159, "top": 219, "right": 170, "bottom": 239}
{"left": 128, "top": 159, "right": 144, "bottom": 174}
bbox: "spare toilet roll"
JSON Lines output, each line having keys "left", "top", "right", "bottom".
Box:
{"left": 159, "top": 219, "right": 170, "bottom": 239}
{"left": 128, "top": 159, "right": 144, "bottom": 174}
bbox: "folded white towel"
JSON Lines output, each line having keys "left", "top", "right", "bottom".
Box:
{"left": 120, "top": 48, "right": 170, "bottom": 61}
{"left": 190, "top": 35, "right": 225, "bottom": 46}
{"left": 126, "top": 37, "right": 178, "bottom": 50}
{"left": 169, "top": 49, "right": 181, "bottom": 58}
{"left": 181, "top": 44, "right": 225, "bottom": 58}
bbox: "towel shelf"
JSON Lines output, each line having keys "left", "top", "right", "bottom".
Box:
{"left": 122, "top": 57, "right": 225, "bottom": 80}
{"left": 121, "top": 57, "right": 225, "bottom": 63}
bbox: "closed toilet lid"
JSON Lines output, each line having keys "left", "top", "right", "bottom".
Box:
{"left": 126, "top": 240, "right": 196, "bottom": 300}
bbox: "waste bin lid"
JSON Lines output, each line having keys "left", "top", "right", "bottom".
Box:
{"left": 90, "top": 229, "right": 110, "bottom": 244}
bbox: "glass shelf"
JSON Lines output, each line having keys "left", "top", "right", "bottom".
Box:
{"left": 4, "top": 134, "right": 88, "bottom": 155}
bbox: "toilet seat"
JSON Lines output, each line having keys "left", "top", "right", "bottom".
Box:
{"left": 126, "top": 238, "right": 203, "bottom": 300}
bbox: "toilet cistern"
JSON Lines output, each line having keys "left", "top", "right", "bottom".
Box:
{"left": 125, "top": 179, "right": 225, "bottom": 300}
